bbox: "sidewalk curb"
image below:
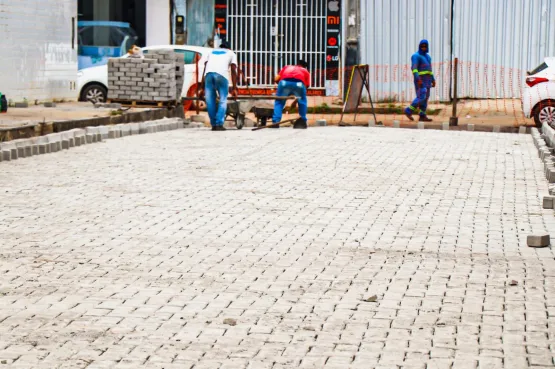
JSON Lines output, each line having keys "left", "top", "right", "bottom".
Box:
{"left": 0, "top": 104, "right": 185, "bottom": 142}
{"left": 0, "top": 118, "right": 193, "bottom": 163}
{"left": 532, "top": 124, "right": 555, "bottom": 197}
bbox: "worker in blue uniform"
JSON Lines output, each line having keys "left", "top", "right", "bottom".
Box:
{"left": 405, "top": 40, "right": 435, "bottom": 122}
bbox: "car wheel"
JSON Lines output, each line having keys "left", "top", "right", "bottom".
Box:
{"left": 534, "top": 101, "right": 555, "bottom": 129}
{"left": 82, "top": 84, "right": 107, "bottom": 103}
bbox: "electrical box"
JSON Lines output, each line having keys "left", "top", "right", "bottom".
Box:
{"left": 175, "top": 15, "right": 185, "bottom": 45}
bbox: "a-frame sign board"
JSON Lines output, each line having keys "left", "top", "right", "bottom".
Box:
{"left": 339, "top": 64, "right": 380, "bottom": 126}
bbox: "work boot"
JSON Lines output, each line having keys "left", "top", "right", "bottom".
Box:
{"left": 404, "top": 108, "right": 414, "bottom": 121}
{"left": 419, "top": 115, "right": 433, "bottom": 122}
{"left": 293, "top": 119, "right": 308, "bottom": 129}
{"left": 214, "top": 125, "right": 227, "bottom": 131}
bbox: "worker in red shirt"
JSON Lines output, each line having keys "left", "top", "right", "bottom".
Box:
{"left": 273, "top": 60, "right": 310, "bottom": 129}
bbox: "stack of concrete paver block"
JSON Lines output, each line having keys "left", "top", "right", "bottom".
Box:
{"left": 146, "top": 50, "right": 185, "bottom": 98}
{"left": 107, "top": 49, "right": 185, "bottom": 103}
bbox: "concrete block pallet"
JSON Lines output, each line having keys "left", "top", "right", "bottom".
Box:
{"left": 107, "top": 49, "right": 185, "bottom": 106}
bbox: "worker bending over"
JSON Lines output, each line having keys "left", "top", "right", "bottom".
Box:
{"left": 273, "top": 60, "right": 310, "bottom": 129}
{"left": 200, "top": 41, "right": 239, "bottom": 131}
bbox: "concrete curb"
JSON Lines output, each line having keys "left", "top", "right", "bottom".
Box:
{"left": 0, "top": 105, "right": 186, "bottom": 142}
{"left": 0, "top": 117, "right": 191, "bottom": 164}
{"left": 366, "top": 121, "right": 530, "bottom": 133}
{"left": 532, "top": 124, "right": 555, "bottom": 196}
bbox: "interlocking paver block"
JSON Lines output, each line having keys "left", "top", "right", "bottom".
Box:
{"left": 0, "top": 127, "right": 553, "bottom": 368}
{"left": 527, "top": 234, "right": 551, "bottom": 247}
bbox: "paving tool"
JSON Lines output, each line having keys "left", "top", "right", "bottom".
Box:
{"left": 251, "top": 117, "right": 303, "bottom": 131}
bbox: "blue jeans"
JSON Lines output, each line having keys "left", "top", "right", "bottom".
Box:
{"left": 272, "top": 79, "right": 308, "bottom": 123}
{"left": 205, "top": 72, "right": 229, "bottom": 126}
{"left": 405, "top": 84, "right": 431, "bottom": 116}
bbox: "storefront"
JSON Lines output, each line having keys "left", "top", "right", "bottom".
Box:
{"left": 183, "top": 0, "right": 343, "bottom": 96}
{"left": 204, "top": 0, "right": 343, "bottom": 96}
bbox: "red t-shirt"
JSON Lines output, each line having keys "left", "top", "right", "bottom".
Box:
{"left": 278, "top": 65, "right": 311, "bottom": 88}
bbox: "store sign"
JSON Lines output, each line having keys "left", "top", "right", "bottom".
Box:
{"left": 237, "top": 88, "right": 325, "bottom": 97}
{"left": 214, "top": 0, "right": 227, "bottom": 39}
{"left": 326, "top": 0, "right": 341, "bottom": 81}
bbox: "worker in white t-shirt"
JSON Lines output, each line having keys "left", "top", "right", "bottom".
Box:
{"left": 200, "top": 41, "right": 239, "bottom": 131}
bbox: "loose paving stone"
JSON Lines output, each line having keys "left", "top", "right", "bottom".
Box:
{"left": 543, "top": 196, "right": 554, "bottom": 209}
{"left": 0, "top": 127, "right": 554, "bottom": 368}
{"left": 527, "top": 234, "right": 551, "bottom": 247}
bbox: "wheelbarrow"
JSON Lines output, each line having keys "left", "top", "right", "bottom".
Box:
{"left": 226, "top": 96, "right": 299, "bottom": 129}
{"left": 253, "top": 107, "right": 274, "bottom": 127}
{"left": 225, "top": 100, "right": 246, "bottom": 130}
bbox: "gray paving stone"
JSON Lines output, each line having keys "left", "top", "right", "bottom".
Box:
{"left": 527, "top": 234, "right": 551, "bottom": 247}
{"left": 0, "top": 127, "right": 553, "bottom": 369}
{"left": 543, "top": 196, "right": 554, "bottom": 209}
{"left": 1, "top": 149, "right": 11, "bottom": 161}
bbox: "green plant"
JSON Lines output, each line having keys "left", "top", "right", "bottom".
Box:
{"left": 313, "top": 102, "right": 331, "bottom": 114}
{"left": 376, "top": 95, "right": 398, "bottom": 103}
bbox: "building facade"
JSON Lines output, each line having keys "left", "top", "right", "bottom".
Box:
{"left": 186, "top": 0, "right": 346, "bottom": 96}
{"left": 0, "top": 0, "right": 78, "bottom": 102}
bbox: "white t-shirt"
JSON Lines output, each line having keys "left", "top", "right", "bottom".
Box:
{"left": 204, "top": 48, "right": 238, "bottom": 81}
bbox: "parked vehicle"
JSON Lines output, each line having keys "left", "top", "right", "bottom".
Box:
{"left": 77, "top": 45, "right": 211, "bottom": 105}
{"left": 78, "top": 21, "right": 139, "bottom": 70}
{"left": 523, "top": 57, "right": 555, "bottom": 128}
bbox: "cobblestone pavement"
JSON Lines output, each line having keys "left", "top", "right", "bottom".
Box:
{"left": 1, "top": 127, "right": 554, "bottom": 369}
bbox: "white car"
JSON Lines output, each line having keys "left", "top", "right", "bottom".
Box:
{"left": 77, "top": 45, "right": 212, "bottom": 104}
{"left": 523, "top": 57, "right": 555, "bottom": 127}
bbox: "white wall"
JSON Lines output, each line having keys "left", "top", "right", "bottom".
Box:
{"left": 146, "top": 0, "right": 171, "bottom": 46}
{"left": 0, "top": 0, "right": 78, "bottom": 102}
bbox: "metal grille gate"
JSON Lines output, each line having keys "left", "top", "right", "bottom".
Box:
{"left": 227, "top": 0, "right": 327, "bottom": 89}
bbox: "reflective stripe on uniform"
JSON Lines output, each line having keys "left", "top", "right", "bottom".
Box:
{"left": 412, "top": 69, "right": 419, "bottom": 74}
{"left": 419, "top": 71, "right": 434, "bottom": 75}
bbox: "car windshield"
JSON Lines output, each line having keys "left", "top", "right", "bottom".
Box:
{"left": 530, "top": 62, "right": 548, "bottom": 76}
